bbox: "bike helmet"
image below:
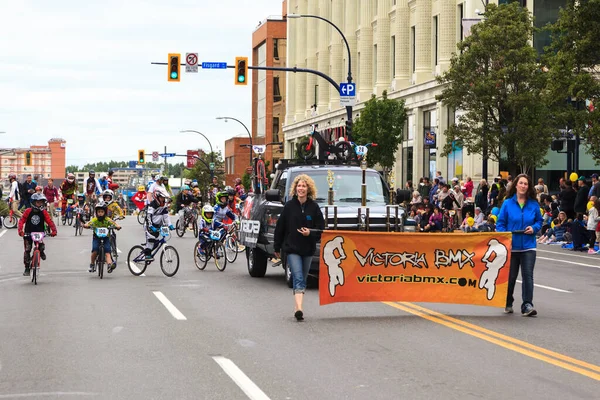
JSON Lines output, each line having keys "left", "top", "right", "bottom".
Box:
{"left": 216, "top": 191, "right": 228, "bottom": 206}
{"left": 77, "top": 192, "right": 85, "bottom": 200}
{"left": 102, "top": 189, "right": 114, "bottom": 203}
{"left": 35, "top": 186, "right": 43, "bottom": 192}
{"left": 138, "top": 185, "right": 146, "bottom": 191}
{"left": 95, "top": 201, "right": 108, "bottom": 220}
{"left": 235, "top": 178, "right": 242, "bottom": 185}
{"left": 89, "top": 170, "right": 95, "bottom": 176}
{"left": 159, "top": 175, "right": 168, "bottom": 182}
{"left": 202, "top": 205, "right": 214, "bottom": 223}
{"left": 108, "top": 169, "right": 114, "bottom": 175}
{"left": 154, "top": 187, "right": 170, "bottom": 202}
{"left": 191, "top": 181, "right": 198, "bottom": 188}
{"left": 67, "top": 173, "right": 75, "bottom": 183}
{"left": 31, "top": 193, "right": 47, "bottom": 211}
{"left": 8, "top": 173, "right": 17, "bottom": 180}
{"left": 226, "top": 187, "right": 236, "bottom": 196}
{"left": 181, "top": 184, "right": 190, "bottom": 191}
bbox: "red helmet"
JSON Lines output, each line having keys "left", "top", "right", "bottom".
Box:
{"left": 8, "top": 173, "right": 16, "bottom": 180}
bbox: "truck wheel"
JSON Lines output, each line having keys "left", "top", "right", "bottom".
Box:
{"left": 282, "top": 254, "right": 293, "bottom": 288}
{"left": 247, "top": 248, "right": 267, "bottom": 277}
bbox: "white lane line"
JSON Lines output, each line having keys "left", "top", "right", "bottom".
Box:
{"left": 538, "top": 256, "right": 600, "bottom": 270}
{"left": 0, "top": 230, "right": 7, "bottom": 238}
{"left": 0, "top": 277, "right": 22, "bottom": 284}
{"left": 516, "top": 280, "right": 572, "bottom": 293}
{"left": 152, "top": 291, "right": 187, "bottom": 320}
{"left": 128, "top": 262, "right": 146, "bottom": 276}
{"left": 116, "top": 247, "right": 122, "bottom": 254}
{"left": 0, "top": 392, "right": 99, "bottom": 398}
{"left": 212, "top": 356, "right": 271, "bottom": 400}
{"left": 538, "top": 248, "right": 599, "bottom": 261}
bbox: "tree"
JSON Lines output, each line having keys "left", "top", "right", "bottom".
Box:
{"left": 352, "top": 90, "right": 407, "bottom": 171}
{"left": 66, "top": 165, "right": 79, "bottom": 174}
{"left": 436, "top": 2, "right": 554, "bottom": 176}
{"left": 543, "top": 0, "right": 600, "bottom": 162}
{"left": 185, "top": 151, "right": 224, "bottom": 197}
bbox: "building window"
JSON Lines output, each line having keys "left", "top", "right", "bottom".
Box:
{"left": 433, "top": 16, "right": 439, "bottom": 66}
{"left": 423, "top": 110, "right": 437, "bottom": 179}
{"left": 373, "top": 44, "right": 377, "bottom": 86}
{"left": 532, "top": 0, "right": 562, "bottom": 55}
{"left": 273, "top": 38, "right": 279, "bottom": 60}
{"left": 391, "top": 35, "right": 396, "bottom": 79}
{"left": 257, "top": 43, "right": 267, "bottom": 138}
{"left": 273, "top": 76, "right": 282, "bottom": 102}
{"left": 230, "top": 156, "right": 234, "bottom": 174}
{"left": 458, "top": 3, "right": 464, "bottom": 43}
{"left": 272, "top": 117, "right": 280, "bottom": 143}
{"left": 411, "top": 26, "right": 416, "bottom": 73}
{"left": 403, "top": 147, "right": 414, "bottom": 184}
{"left": 408, "top": 114, "right": 415, "bottom": 140}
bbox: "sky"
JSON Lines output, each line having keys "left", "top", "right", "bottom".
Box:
{"left": 0, "top": 0, "right": 283, "bottom": 167}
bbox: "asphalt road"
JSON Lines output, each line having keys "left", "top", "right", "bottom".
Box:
{"left": 0, "top": 217, "right": 599, "bottom": 399}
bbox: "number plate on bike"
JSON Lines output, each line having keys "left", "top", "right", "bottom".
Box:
{"left": 355, "top": 145, "right": 368, "bottom": 156}
{"left": 95, "top": 227, "right": 109, "bottom": 237}
{"left": 31, "top": 232, "right": 45, "bottom": 242}
{"left": 160, "top": 226, "right": 170, "bottom": 236}
{"left": 209, "top": 230, "right": 221, "bottom": 240}
{"left": 67, "top": 199, "right": 74, "bottom": 204}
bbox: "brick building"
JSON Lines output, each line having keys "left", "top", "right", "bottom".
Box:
{"left": 224, "top": 136, "right": 252, "bottom": 187}
{"left": 0, "top": 138, "right": 66, "bottom": 181}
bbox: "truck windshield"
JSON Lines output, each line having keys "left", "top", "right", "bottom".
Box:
{"left": 289, "top": 170, "right": 388, "bottom": 205}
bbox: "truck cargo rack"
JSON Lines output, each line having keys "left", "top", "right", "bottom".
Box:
{"left": 275, "top": 158, "right": 361, "bottom": 171}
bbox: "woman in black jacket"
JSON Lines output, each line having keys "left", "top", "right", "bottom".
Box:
{"left": 274, "top": 174, "right": 324, "bottom": 321}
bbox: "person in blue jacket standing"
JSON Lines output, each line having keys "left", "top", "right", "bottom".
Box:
{"left": 496, "top": 174, "right": 543, "bottom": 316}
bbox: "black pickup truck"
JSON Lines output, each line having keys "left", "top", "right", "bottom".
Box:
{"left": 239, "top": 160, "right": 415, "bottom": 287}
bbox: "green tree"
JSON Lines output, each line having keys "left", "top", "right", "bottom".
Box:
{"left": 437, "top": 3, "right": 554, "bottom": 175}
{"left": 185, "top": 151, "right": 224, "bottom": 197}
{"left": 352, "top": 90, "right": 407, "bottom": 171}
{"left": 66, "top": 165, "right": 79, "bottom": 174}
{"left": 543, "top": 0, "right": 600, "bottom": 162}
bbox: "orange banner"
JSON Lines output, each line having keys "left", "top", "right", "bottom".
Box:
{"left": 319, "top": 231, "right": 512, "bottom": 307}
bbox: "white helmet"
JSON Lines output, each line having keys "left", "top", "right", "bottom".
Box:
{"left": 102, "top": 189, "right": 115, "bottom": 204}
{"left": 154, "top": 187, "right": 170, "bottom": 201}
{"left": 100, "top": 173, "right": 108, "bottom": 179}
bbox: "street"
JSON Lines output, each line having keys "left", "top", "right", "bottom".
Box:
{"left": 0, "top": 218, "right": 599, "bottom": 400}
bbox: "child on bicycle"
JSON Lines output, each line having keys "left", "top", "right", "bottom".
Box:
{"left": 102, "top": 189, "right": 125, "bottom": 220}
{"left": 83, "top": 202, "right": 121, "bottom": 273}
{"left": 74, "top": 192, "right": 89, "bottom": 224}
{"left": 144, "top": 189, "right": 174, "bottom": 260}
{"left": 214, "top": 191, "right": 237, "bottom": 229}
{"left": 196, "top": 205, "right": 215, "bottom": 256}
{"left": 18, "top": 193, "right": 57, "bottom": 276}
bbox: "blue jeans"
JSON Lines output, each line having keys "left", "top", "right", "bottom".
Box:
{"left": 506, "top": 251, "right": 536, "bottom": 311}
{"left": 287, "top": 254, "right": 312, "bottom": 294}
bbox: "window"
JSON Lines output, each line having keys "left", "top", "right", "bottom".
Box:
{"left": 411, "top": 26, "right": 416, "bottom": 73}
{"left": 273, "top": 76, "right": 282, "bottom": 102}
{"left": 273, "top": 38, "right": 279, "bottom": 60}
{"left": 533, "top": 0, "right": 562, "bottom": 55}
{"left": 433, "top": 16, "right": 439, "bottom": 66}
{"left": 373, "top": 44, "right": 377, "bottom": 85}
{"left": 391, "top": 35, "right": 396, "bottom": 78}
{"left": 403, "top": 147, "right": 414, "bottom": 184}
{"left": 458, "top": 3, "right": 464, "bottom": 43}
{"left": 272, "top": 117, "right": 280, "bottom": 142}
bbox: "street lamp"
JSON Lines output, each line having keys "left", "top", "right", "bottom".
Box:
{"left": 180, "top": 130, "right": 215, "bottom": 178}
{"left": 287, "top": 13, "right": 354, "bottom": 138}
{"left": 216, "top": 116, "right": 253, "bottom": 166}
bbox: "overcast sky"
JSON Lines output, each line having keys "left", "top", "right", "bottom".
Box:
{"left": 0, "top": 0, "right": 283, "bottom": 168}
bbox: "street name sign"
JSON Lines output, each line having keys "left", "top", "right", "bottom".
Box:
{"left": 201, "top": 62, "right": 227, "bottom": 69}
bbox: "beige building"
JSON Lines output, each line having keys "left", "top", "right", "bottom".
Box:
{"left": 283, "top": 0, "right": 509, "bottom": 187}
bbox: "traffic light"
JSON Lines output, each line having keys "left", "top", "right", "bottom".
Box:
{"left": 235, "top": 56, "right": 248, "bottom": 86}
{"left": 138, "top": 149, "right": 146, "bottom": 164}
{"left": 168, "top": 53, "right": 181, "bottom": 82}
{"left": 345, "top": 120, "right": 353, "bottom": 140}
{"left": 25, "top": 152, "right": 31, "bottom": 166}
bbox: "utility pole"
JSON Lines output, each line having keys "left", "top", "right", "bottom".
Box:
{"left": 164, "top": 145, "right": 168, "bottom": 176}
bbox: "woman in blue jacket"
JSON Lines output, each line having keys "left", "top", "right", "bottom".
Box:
{"left": 496, "top": 174, "right": 543, "bottom": 316}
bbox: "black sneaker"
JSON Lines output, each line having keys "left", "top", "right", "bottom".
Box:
{"left": 23, "top": 267, "right": 30, "bottom": 276}
{"left": 40, "top": 251, "right": 46, "bottom": 261}
{"left": 504, "top": 306, "right": 514, "bottom": 314}
{"left": 522, "top": 304, "right": 537, "bottom": 317}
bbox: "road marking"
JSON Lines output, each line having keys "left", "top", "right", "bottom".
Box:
{"left": 117, "top": 247, "right": 122, "bottom": 254}
{"left": 516, "top": 280, "right": 572, "bottom": 293}
{"left": 0, "top": 393, "right": 99, "bottom": 398}
{"left": 152, "top": 291, "right": 186, "bottom": 320}
{"left": 128, "top": 262, "right": 146, "bottom": 277}
{"left": 212, "top": 356, "right": 271, "bottom": 400}
{"left": 0, "top": 277, "right": 22, "bottom": 284}
{"left": 538, "top": 248, "right": 599, "bottom": 261}
{"left": 538, "top": 256, "right": 600, "bottom": 270}
{"left": 0, "top": 230, "right": 7, "bottom": 238}
{"left": 384, "top": 302, "right": 600, "bottom": 381}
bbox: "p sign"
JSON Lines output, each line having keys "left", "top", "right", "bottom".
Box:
{"left": 340, "top": 82, "right": 356, "bottom": 106}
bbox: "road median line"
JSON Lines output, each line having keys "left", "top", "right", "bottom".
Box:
{"left": 212, "top": 356, "right": 271, "bottom": 400}
{"left": 153, "top": 291, "right": 187, "bottom": 320}
{"left": 383, "top": 302, "right": 600, "bottom": 381}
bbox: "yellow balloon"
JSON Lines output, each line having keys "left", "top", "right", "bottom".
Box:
{"left": 587, "top": 201, "right": 594, "bottom": 211}
{"left": 467, "top": 217, "right": 475, "bottom": 227}
{"left": 569, "top": 172, "right": 578, "bottom": 182}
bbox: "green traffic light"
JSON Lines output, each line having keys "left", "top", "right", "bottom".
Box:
{"left": 171, "top": 72, "right": 178, "bottom": 79}
{"left": 238, "top": 75, "right": 245, "bottom": 83}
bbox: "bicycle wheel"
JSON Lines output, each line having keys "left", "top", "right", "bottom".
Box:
{"left": 334, "top": 141, "right": 355, "bottom": 161}
{"left": 137, "top": 209, "right": 146, "bottom": 225}
{"left": 111, "top": 235, "right": 118, "bottom": 263}
{"left": 175, "top": 219, "right": 185, "bottom": 237}
{"left": 192, "top": 217, "right": 198, "bottom": 238}
{"left": 296, "top": 137, "right": 315, "bottom": 159}
{"left": 98, "top": 247, "right": 104, "bottom": 279}
{"left": 225, "top": 235, "right": 238, "bottom": 263}
{"left": 67, "top": 213, "right": 74, "bottom": 226}
{"left": 74, "top": 219, "right": 80, "bottom": 236}
{"left": 3, "top": 215, "right": 17, "bottom": 229}
{"left": 32, "top": 250, "right": 40, "bottom": 285}
{"left": 193, "top": 240, "right": 208, "bottom": 270}
{"left": 78, "top": 224, "right": 84, "bottom": 236}
{"left": 160, "top": 245, "right": 180, "bottom": 277}
{"left": 214, "top": 242, "right": 227, "bottom": 271}
{"left": 127, "top": 245, "right": 148, "bottom": 276}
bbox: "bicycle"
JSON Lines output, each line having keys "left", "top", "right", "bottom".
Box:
{"left": 193, "top": 229, "right": 227, "bottom": 271}
{"left": 109, "top": 216, "right": 124, "bottom": 266}
{"left": 2, "top": 200, "right": 19, "bottom": 229}
{"left": 176, "top": 205, "right": 198, "bottom": 238}
{"left": 92, "top": 226, "right": 116, "bottom": 279}
{"left": 137, "top": 205, "right": 147, "bottom": 225}
{"left": 62, "top": 198, "right": 75, "bottom": 226}
{"left": 224, "top": 221, "right": 245, "bottom": 263}
{"left": 127, "top": 226, "right": 180, "bottom": 277}
{"left": 25, "top": 232, "right": 45, "bottom": 285}
{"left": 74, "top": 206, "right": 85, "bottom": 236}
{"left": 335, "top": 141, "right": 378, "bottom": 162}
{"left": 297, "top": 124, "right": 353, "bottom": 161}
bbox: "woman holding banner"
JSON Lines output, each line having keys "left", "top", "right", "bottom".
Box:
{"left": 496, "top": 174, "right": 543, "bottom": 317}
{"left": 274, "top": 174, "right": 324, "bottom": 321}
